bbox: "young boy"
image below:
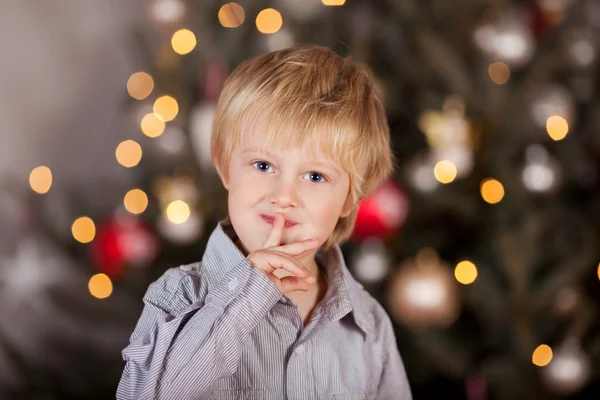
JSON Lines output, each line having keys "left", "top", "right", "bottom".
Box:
{"left": 117, "top": 45, "right": 412, "bottom": 400}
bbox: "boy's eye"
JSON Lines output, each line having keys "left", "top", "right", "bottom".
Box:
{"left": 252, "top": 161, "right": 273, "bottom": 173}
{"left": 304, "top": 172, "right": 326, "bottom": 183}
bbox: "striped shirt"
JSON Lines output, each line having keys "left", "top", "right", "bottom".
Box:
{"left": 117, "top": 219, "right": 412, "bottom": 400}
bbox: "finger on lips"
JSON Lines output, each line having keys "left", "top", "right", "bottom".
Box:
{"left": 250, "top": 212, "right": 318, "bottom": 291}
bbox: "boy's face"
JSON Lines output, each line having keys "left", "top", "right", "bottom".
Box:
{"left": 219, "top": 134, "right": 352, "bottom": 258}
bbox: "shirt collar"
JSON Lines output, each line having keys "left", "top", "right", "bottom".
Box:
{"left": 201, "top": 219, "right": 374, "bottom": 338}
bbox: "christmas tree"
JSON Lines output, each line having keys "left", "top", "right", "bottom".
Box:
{"left": 1, "top": 0, "right": 600, "bottom": 398}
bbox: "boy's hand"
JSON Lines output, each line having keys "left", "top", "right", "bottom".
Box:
{"left": 247, "top": 213, "right": 319, "bottom": 294}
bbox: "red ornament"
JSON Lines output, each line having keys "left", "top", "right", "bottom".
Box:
{"left": 90, "top": 214, "right": 159, "bottom": 279}
{"left": 352, "top": 180, "right": 409, "bottom": 241}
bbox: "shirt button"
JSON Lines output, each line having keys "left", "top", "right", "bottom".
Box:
{"left": 294, "top": 345, "right": 305, "bottom": 355}
{"left": 227, "top": 278, "right": 238, "bottom": 291}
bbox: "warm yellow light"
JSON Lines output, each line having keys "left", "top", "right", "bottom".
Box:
{"left": 29, "top": 166, "right": 52, "bottom": 194}
{"left": 480, "top": 178, "right": 504, "bottom": 204}
{"left": 72, "top": 217, "right": 96, "bottom": 244}
{"left": 171, "top": 29, "right": 197, "bottom": 55}
{"left": 256, "top": 8, "right": 282, "bottom": 34}
{"left": 532, "top": 344, "right": 553, "bottom": 367}
{"left": 417, "top": 110, "right": 444, "bottom": 148}
{"left": 488, "top": 62, "right": 510, "bottom": 85}
{"left": 127, "top": 72, "right": 154, "bottom": 100}
{"left": 88, "top": 273, "right": 113, "bottom": 299}
{"left": 153, "top": 96, "right": 179, "bottom": 122}
{"left": 433, "top": 160, "right": 457, "bottom": 184}
{"left": 597, "top": 263, "right": 600, "bottom": 280}
{"left": 218, "top": 2, "right": 245, "bottom": 28}
{"left": 454, "top": 260, "right": 478, "bottom": 285}
{"left": 322, "top": 0, "right": 346, "bottom": 5}
{"left": 165, "top": 200, "right": 191, "bottom": 224}
{"left": 140, "top": 113, "right": 166, "bottom": 138}
{"left": 116, "top": 140, "right": 143, "bottom": 168}
{"left": 124, "top": 189, "right": 149, "bottom": 214}
{"left": 546, "top": 115, "right": 569, "bottom": 141}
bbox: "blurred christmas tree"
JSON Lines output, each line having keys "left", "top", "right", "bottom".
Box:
{"left": 3, "top": 0, "right": 600, "bottom": 399}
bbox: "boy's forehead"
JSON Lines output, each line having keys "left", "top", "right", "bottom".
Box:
{"left": 240, "top": 132, "right": 332, "bottom": 160}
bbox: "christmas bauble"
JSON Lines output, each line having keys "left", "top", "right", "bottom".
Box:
{"left": 540, "top": 339, "right": 590, "bottom": 395}
{"left": 352, "top": 180, "right": 408, "bottom": 241}
{"left": 91, "top": 214, "right": 159, "bottom": 279}
{"left": 386, "top": 249, "right": 461, "bottom": 328}
{"left": 350, "top": 238, "right": 391, "bottom": 284}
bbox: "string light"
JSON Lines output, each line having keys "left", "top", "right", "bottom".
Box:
{"left": 171, "top": 29, "right": 197, "bottom": 55}
{"left": 115, "top": 140, "right": 142, "bottom": 168}
{"left": 533, "top": 344, "right": 553, "bottom": 367}
{"left": 29, "top": 166, "right": 52, "bottom": 194}
{"left": 127, "top": 72, "right": 154, "bottom": 100}
{"left": 124, "top": 189, "right": 149, "bottom": 214}
{"left": 88, "top": 273, "right": 113, "bottom": 299}
{"left": 140, "top": 113, "right": 166, "bottom": 138}
{"left": 433, "top": 160, "right": 457, "bottom": 184}
{"left": 72, "top": 217, "right": 96, "bottom": 244}
{"left": 256, "top": 8, "right": 283, "bottom": 34}
{"left": 481, "top": 178, "right": 504, "bottom": 204}
{"left": 153, "top": 95, "right": 179, "bottom": 122}
{"left": 218, "top": 3, "right": 245, "bottom": 28}
{"left": 165, "top": 200, "right": 191, "bottom": 224}
{"left": 454, "top": 260, "right": 478, "bottom": 285}
{"left": 546, "top": 115, "right": 569, "bottom": 141}
{"left": 488, "top": 62, "right": 510, "bottom": 85}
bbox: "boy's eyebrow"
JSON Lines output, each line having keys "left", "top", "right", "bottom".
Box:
{"left": 241, "top": 146, "right": 342, "bottom": 175}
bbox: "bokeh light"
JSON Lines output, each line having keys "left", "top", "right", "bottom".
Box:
{"left": 127, "top": 72, "right": 154, "bottom": 100}
{"left": 533, "top": 344, "right": 553, "bottom": 367}
{"left": 218, "top": 3, "right": 245, "bottom": 28}
{"left": 488, "top": 62, "right": 510, "bottom": 85}
{"left": 140, "top": 113, "right": 166, "bottom": 138}
{"left": 153, "top": 95, "right": 179, "bottom": 122}
{"left": 256, "top": 8, "right": 283, "bottom": 34}
{"left": 29, "top": 166, "right": 52, "bottom": 194}
{"left": 171, "top": 29, "right": 197, "bottom": 55}
{"left": 88, "top": 273, "right": 113, "bottom": 299}
{"left": 124, "top": 189, "right": 149, "bottom": 214}
{"left": 116, "top": 140, "right": 142, "bottom": 168}
{"left": 165, "top": 200, "right": 191, "bottom": 224}
{"left": 72, "top": 217, "right": 96, "bottom": 244}
{"left": 454, "top": 260, "right": 478, "bottom": 285}
{"left": 481, "top": 178, "right": 504, "bottom": 204}
{"left": 322, "top": 0, "right": 346, "bottom": 5}
{"left": 546, "top": 115, "right": 569, "bottom": 141}
{"left": 433, "top": 160, "right": 457, "bottom": 184}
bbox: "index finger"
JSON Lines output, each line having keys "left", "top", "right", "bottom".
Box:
{"left": 274, "top": 238, "right": 320, "bottom": 258}
{"left": 262, "top": 212, "right": 284, "bottom": 249}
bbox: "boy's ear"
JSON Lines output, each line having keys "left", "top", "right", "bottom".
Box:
{"left": 214, "top": 163, "right": 230, "bottom": 190}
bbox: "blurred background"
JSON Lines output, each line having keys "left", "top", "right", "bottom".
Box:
{"left": 1, "top": 0, "right": 600, "bottom": 399}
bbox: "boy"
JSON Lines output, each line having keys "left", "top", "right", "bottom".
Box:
{"left": 117, "top": 45, "right": 412, "bottom": 400}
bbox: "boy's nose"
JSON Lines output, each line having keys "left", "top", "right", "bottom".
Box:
{"left": 269, "top": 181, "right": 299, "bottom": 208}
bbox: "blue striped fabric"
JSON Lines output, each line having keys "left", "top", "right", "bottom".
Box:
{"left": 117, "top": 220, "right": 412, "bottom": 400}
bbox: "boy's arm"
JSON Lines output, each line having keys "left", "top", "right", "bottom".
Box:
{"left": 116, "top": 259, "right": 282, "bottom": 400}
{"left": 376, "top": 310, "right": 413, "bottom": 400}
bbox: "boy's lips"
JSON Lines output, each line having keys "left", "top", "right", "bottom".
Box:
{"left": 260, "top": 214, "right": 298, "bottom": 228}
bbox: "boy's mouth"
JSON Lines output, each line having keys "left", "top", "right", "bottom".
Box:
{"left": 260, "top": 214, "right": 298, "bottom": 228}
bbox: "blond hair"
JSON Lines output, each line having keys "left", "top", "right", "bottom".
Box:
{"left": 211, "top": 45, "right": 394, "bottom": 250}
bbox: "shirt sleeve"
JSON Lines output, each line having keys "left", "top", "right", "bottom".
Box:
{"left": 376, "top": 309, "right": 413, "bottom": 400}
{"left": 116, "top": 259, "right": 282, "bottom": 400}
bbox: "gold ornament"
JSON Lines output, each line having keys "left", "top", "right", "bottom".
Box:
{"left": 386, "top": 248, "right": 461, "bottom": 328}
